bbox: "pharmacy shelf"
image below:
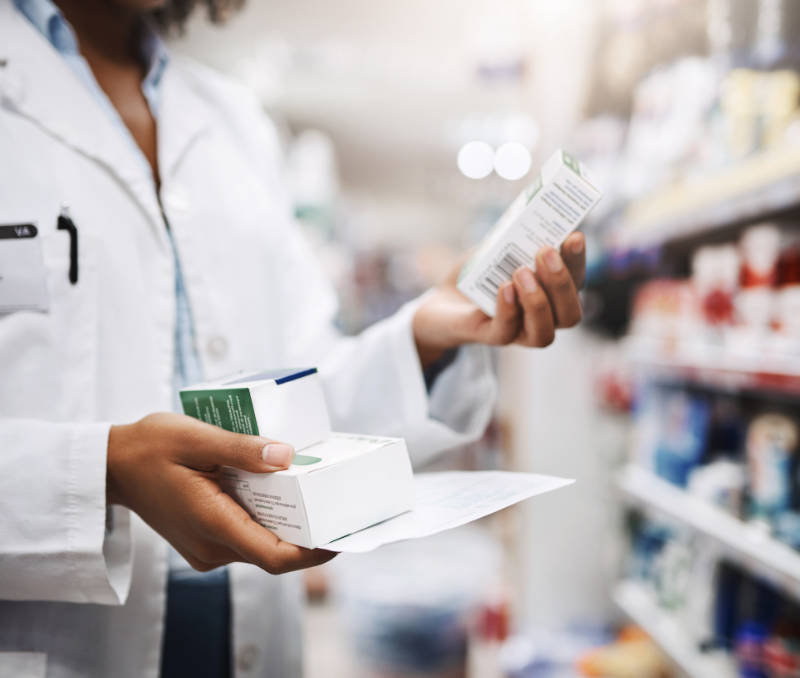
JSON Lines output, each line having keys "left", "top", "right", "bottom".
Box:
{"left": 613, "top": 580, "right": 736, "bottom": 678}
{"left": 615, "top": 146, "right": 800, "bottom": 249}
{"left": 619, "top": 465, "right": 800, "bottom": 600}
{"left": 627, "top": 341, "right": 800, "bottom": 396}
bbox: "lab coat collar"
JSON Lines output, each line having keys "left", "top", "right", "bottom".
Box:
{"left": 0, "top": 1, "right": 211, "bottom": 238}
{"left": 157, "top": 59, "right": 213, "bottom": 183}
{"left": 0, "top": 2, "right": 151, "bottom": 188}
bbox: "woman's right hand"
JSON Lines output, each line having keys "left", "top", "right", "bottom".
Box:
{"left": 107, "top": 412, "right": 336, "bottom": 574}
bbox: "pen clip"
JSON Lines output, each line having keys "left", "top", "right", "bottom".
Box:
{"left": 57, "top": 207, "right": 78, "bottom": 285}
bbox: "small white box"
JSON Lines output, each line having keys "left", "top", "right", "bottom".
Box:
{"left": 457, "top": 149, "right": 603, "bottom": 317}
{"left": 220, "top": 433, "right": 414, "bottom": 548}
{"left": 180, "top": 367, "right": 331, "bottom": 451}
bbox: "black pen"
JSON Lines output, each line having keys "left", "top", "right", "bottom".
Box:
{"left": 57, "top": 206, "right": 78, "bottom": 285}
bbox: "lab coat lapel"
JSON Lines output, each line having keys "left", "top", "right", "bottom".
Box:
{"left": 0, "top": 1, "right": 167, "bottom": 244}
{"left": 157, "top": 61, "right": 212, "bottom": 184}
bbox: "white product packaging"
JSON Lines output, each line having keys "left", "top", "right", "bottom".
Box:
{"left": 221, "top": 433, "right": 414, "bottom": 549}
{"left": 457, "top": 149, "right": 603, "bottom": 317}
{"left": 180, "top": 368, "right": 414, "bottom": 549}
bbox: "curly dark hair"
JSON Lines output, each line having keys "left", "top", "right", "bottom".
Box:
{"left": 151, "top": 0, "right": 244, "bottom": 33}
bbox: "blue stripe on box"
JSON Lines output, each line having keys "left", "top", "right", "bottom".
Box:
{"left": 222, "top": 367, "right": 317, "bottom": 386}
{"left": 275, "top": 367, "right": 318, "bottom": 384}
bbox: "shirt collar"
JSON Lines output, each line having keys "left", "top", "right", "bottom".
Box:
{"left": 12, "top": 0, "right": 78, "bottom": 54}
{"left": 13, "top": 0, "right": 169, "bottom": 90}
{"left": 140, "top": 18, "right": 168, "bottom": 96}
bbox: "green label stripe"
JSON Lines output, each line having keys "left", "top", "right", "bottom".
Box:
{"left": 180, "top": 388, "right": 259, "bottom": 436}
{"left": 292, "top": 453, "right": 322, "bottom": 466}
{"left": 525, "top": 174, "right": 543, "bottom": 204}
{"left": 562, "top": 151, "right": 580, "bottom": 176}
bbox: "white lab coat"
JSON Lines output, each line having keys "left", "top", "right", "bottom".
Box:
{"left": 0, "top": 4, "right": 497, "bottom": 677}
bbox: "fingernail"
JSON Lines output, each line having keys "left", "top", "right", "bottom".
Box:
{"left": 262, "top": 443, "right": 294, "bottom": 467}
{"left": 503, "top": 283, "right": 515, "bottom": 304}
{"left": 544, "top": 248, "right": 563, "bottom": 273}
{"left": 517, "top": 267, "right": 537, "bottom": 293}
{"left": 570, "top": 237, "right": 584, "bottom": 255}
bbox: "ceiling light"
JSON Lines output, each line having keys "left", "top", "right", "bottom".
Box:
{"left": 457, "top": 141, "right": 494, "bottom": 180}
{"left": 494, "top": 142, "right": 531, "bottom": 181}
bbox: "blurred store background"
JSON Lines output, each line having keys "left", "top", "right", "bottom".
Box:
{"left": 172, "top": 0, "right": 800, "bottom": 676}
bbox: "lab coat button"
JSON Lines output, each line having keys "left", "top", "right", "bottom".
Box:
{"left": 206, "top": 335, "right": 228, "bottom": 359}
{"left": 237, "top": 644, "right": 258, "bottom": 671}
{"left": 165, "top": 191, "right": 189, "bottom": 213}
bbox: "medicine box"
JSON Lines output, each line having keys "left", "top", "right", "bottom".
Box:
{"left": 180, "top": 368, "right": 414, "bottom": 548}
{"left": 179, "top": 367, "right": 331, "bottom": 451}
{"left": 457, "top": 149, "right": 603, "bottom": 317}
{"left": 220, "top": 433, "right": 414, "bottom": 549}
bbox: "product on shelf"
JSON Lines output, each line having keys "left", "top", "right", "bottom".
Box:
{"left": 692, "top": 244, "right": 740, "bottom": 329}
{"left": 623, "top": 515, "right": 800, "bottom": 675}
{"left": 764, "top": 627, "right": 800, "bottom": 678}
{"left": 688, "top": 459, "right": 746, "bottom": 517}
{"left": 629, "top": 279, "right": 696, "bottom": 352}
{"left": 630, "top": 372, "right": 800, "bottom": 552}
{"left": 576, "top": 626, "right": 669, "bottom": 678}
{"left": 774, "top": 231, "right": 800, "bottom": 346}
{"left": 746, "top": 413, "right": 799, "bottom": 525}
{"left": 717, "top": 69, "right": 800, "bottom": 159}
{"left": 721, "top": 69, "right": 761, "bottom": 160}
{"left": 738, "top": 224, "right": 782, "bottom": 334}
{"left": 628, "top": 223, "right": 800, "bottom": 365}
{"left": 736, "top": 621, "right": 769, "bottom": 678}
{"left": 741, "top": 225, "right": 782, "bottom": 287}
{"left": 632, "top": 384, "right": 711, "bottom": 488}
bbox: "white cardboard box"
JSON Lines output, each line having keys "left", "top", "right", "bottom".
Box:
{"left": 179, "top": 367, "right": 331, "bottom": 451}
{"left": 220, "top": 433, "right": 414, "bottom": 549}
{"left": 457, "top": 149, "right": 603, "bottom": 317}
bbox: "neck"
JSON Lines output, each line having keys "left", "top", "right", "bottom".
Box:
{"left": 54, "top": 0, "right": 143, "bottom": 64}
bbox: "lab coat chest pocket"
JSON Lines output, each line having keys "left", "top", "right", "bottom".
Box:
{"left": 0, "top": 205, "right": 99, "bottom": 421}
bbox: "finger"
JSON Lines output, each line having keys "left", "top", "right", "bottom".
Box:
{"left": 484, "top": 282, "right": 521, "bottom": 345}
{"left": 512, "top": 266, "right": 556, "bottom": 347}
{"left": 171, "top": 415, "right": 295, "bottom": 473}
{"left": 534, "top": 247, "right": 582, "bottom": 329}
{"left": 560, "top": 233, "right": 586, "bottom": 289}
{"left": 182, "top": 541, "right": 240, "bottom": 571}
{"left": 193, "top": 489, "right": 337, "bottom": 574}
{"left": 225, "top": 508, "right": 336, "bottom": 574}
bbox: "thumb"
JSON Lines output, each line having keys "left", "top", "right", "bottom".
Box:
{"left": 169, "top": 414, "right": 295, "bottom": 473}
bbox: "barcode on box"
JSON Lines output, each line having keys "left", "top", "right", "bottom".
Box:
{"left": 477, "top": 245, "right": 530, "bottom": 302}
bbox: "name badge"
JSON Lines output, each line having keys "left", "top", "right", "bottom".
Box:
{"left": 0, "top": 223, "right": 49, "bottom": 313}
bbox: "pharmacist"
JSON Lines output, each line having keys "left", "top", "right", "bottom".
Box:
{"left": 0, "top": 0, "right": 586, "bottom": 677}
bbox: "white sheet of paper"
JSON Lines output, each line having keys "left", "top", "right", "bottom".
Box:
{"left": 325, "top": 471, "right": 574, "bottom": 553}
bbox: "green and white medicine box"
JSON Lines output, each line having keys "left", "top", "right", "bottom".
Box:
{"left": 457, "top": 149, "right": 603, "bottom": 317}
{"left": 180, "top": 368, "right": 414, "bottom": 548}
{"left": 180, "top": 367, "right": 331, "bottom": 451}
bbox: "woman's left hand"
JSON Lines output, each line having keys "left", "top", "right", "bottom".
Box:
{"left": 412, "top": 232, "right": 586, "bottom": 367}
